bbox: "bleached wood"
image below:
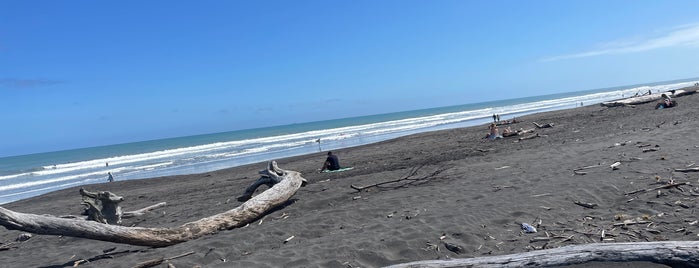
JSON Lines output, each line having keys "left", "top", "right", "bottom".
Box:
{"left": 0, "top": 161, "right": 305, "bottom": 247}
{"left": 600, "top": 88, "right": 697, "bottom": 107}
{"left": 385, "top": 241, "right": 699, "bottom": 268}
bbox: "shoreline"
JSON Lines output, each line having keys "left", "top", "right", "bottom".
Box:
{"left": 2, "top": 92, "right": 698, "bottom": 267}
{"left": 3, "top": 81, "right": 698, "bottom": 206}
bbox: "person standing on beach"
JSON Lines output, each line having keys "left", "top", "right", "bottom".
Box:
{"left": 107, "top": 172, "right": 114, "bottom": 182}
{"left": 321, "top": 151, "right": 341, "bottom": 172}
{"left": 492, "top": 114, "right": 497, "bottom": 122}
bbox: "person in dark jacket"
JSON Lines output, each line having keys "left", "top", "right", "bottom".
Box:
{"left": 321, "top": 151, "right": 341, "bottom": 172}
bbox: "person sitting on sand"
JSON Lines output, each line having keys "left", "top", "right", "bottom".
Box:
{"left": 485, "top": 123, "right": 503, "bottom": 140}
{"left": 655, "top": 94, "right": 676, "bottom": 109}
{"left": 502, "top": 126, "right": 513, "bottom": 136}
{"left": 321, "top": 151, "right": 341, "bottom": 172}
{"left": 237, "top": 171, "right": 283, "bottom": 202}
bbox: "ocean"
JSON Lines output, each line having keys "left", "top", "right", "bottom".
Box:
{"left": 1, "top": 78, "right": 697, "bottom": 204}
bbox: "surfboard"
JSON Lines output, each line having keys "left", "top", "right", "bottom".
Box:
{"left": 322, "top": 167, "right": 354, "bottom": 173}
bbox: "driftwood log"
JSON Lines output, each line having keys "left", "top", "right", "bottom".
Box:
{"left": 0, "top": 161, "right": 305, "bottom": 247}
{"left": 80, "top": 188, "right": 124, "bottom": 224}
{"left": 533, "top": 122, "right": 554, "bottom": 129}
{"left": 385, "top": 241, "right": 699, "bottom": 268}
{"left": 600, "top": 87, "right": 697, "bottom": 107}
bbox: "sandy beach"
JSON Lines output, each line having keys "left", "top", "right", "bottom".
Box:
{"left": 2, "top": 91, "right": 699, "bottom": 268}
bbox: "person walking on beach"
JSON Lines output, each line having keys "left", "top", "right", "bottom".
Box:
{"left": 321, "top": 151, "right": 341, "bottom": 172}
{"left": 107, "top": 172, "right": 114, "bottom": 182}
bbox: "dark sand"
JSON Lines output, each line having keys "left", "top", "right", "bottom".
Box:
{"left": 2, "top": 93, "right": 699, "bottom": 268}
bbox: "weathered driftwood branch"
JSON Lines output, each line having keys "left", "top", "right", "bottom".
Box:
{"left": 351, "top": 164, "right": 445, "bottom": 191}
{"left": 518, "top": 134, "right": 543, "bottom": 141}
{"left": 624, "top": 182, "right": 689, "bottom": 196}
{"left": 533, "top": 122, "right": 554, "bottom": 129}
{"left": 574, "top": 201, "right": 598, "bottom": 209}
{"left": 133, "top": 251, "right": 195, "bottom": 268}
{"left": 351, "top": 165, "right": 425, "bottom": 191}
{"left": 503, "top": 128, "right": 534, "bottom": 138}
{"left": 122, "top": 202, "right": 167, "bottom": 219}
{"left": 385, "top": 241, "right": 699, "bottom": 268}
{"left": 0, "top": 161, "right": 305, "bottom": 247}
{"left": 675, "top": 167, "right": 699, "bottom": 173}
{"left": 572, "top": 164, "right": 604, "bottom": 175}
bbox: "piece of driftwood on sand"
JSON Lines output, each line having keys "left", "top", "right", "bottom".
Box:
{"left": 600, "top": 87, "right": 698, "bottom": 107}
{"left": 350, "top": 164, "right": 446, "bottom": 191}
{"left": 384, "top": 241, "right": 699, "bottom": 268}
{"left": 0, "top": 161, "right": 306, "bottom": 247}
{"left": 79, "top": 188, "right": 167, "bottom": 224}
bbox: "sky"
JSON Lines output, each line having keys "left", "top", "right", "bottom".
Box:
{"left": 2, "top": 0, "right": 699, "bottom": 157}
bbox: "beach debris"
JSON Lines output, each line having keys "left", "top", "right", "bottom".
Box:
{"left": 73, "top": 259, "right": 88, "bottom": 266}
{"left": 386, "top": 241, "right": 699, "bottom": 267}
{"left": 643, "top": 148, "right": 659, "bottom": 153}
{"left": 518, "top": 134, "right": 542, "bottom": 141}
{"left": 532, "top": 122, "right": 554, "bottom": 129}
{"left": 529, "top": 236, "right": 550, "bottom": 243}
{"left": 123, "top": 202, "right": 167, "bottom": 219}
{"left": 133, "top": 258, "right": 163, "bottom": 268}
{"left": 674, "top": 167, "right": 699, "bottom": 173}
{"left": 572, "top": 164, "right": 604, "bottom": 175}
{"left": 423, "top": 242, "right": 439, "bottom": 252}
{"left": 521, "top": 223, "right": 537, "bottom": 233}
{"left": 610, "top": 162, "right": 621, "bottom": 170}
{"left": 350, "top": 164, "right": 447, "bottom": 192}
{"left": 79, "top": 188, "right": 165, "bottom": 225}
{"left": 493, "top": 185, "right": 514, "bottom": 192}
{"left": 443, "top": 241, "right": 464, "bottom": 254}
{"left": 283, "top": 235, "right": 295, "bottom": 244}
{"left": 133, "top": 251, "right": 195, "bottom": 268}
{"left": 15, "top": 233, "right": 32, "bottom": 242}
{"left": 574, "top": 201, "right": 598, "bottom": 209}
{"left": 624, "top": 182, "right": 689, "bottom": 196}
{"left": 613, "top": 220, "right": 652, "bottom": 227}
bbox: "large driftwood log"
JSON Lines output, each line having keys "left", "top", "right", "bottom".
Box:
{"left": 0, "top": 161, "right": 305, "bottom": 247}
{"left": 600, "top": 87, "right": 697, "bottom": 107}
{"left": 385, "top": 241, "right": 699, "bottom": 268}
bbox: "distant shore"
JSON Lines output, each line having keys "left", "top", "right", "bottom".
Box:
{"left": 2, "top": 91, "right": 698, "bottom": 267}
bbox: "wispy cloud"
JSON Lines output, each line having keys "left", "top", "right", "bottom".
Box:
{"left": 0, "top": 78, "right": 66, "bottom": 89}
{"left": 543, "top": 23, "right": 699, "bottom": 62}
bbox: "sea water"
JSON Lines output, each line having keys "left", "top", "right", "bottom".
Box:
{"left": 1, "top": 78, "right": 697, "bottom": 204}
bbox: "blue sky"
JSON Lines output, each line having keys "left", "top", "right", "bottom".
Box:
{"left": 2, "top": 0, "right": 699, "bottom": 157}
